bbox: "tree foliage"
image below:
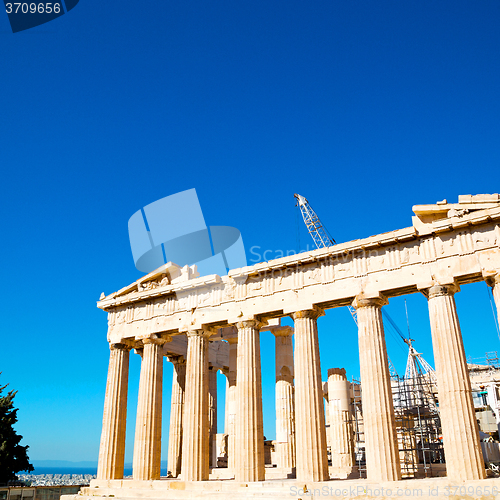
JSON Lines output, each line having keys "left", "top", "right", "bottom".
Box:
{"left": 0, "top": 376, "right": 34, "bottom": 485}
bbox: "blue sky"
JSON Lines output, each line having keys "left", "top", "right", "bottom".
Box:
{"left": 1, "top": 1, "right": 499, "bottom": 463}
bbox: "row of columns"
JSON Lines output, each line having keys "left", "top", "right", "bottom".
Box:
{"left": 97, "top": 277, "right": 500, "bottom": 483}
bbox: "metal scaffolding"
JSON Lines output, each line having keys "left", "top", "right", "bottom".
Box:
{"left": 391, "top": 370, "right": 445, "bottom": 478}
{"left": 351, "top": 341, "right": 444, "bottom": 479}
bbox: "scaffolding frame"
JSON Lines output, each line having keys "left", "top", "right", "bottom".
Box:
{"left": 392, "top": 371, "right": 445, "bottom": 478}
{"left": 351, "top": 369, "right": 444, "bottom": 479}
{"left": 351, "top": 378, "right": 366, "bottom": 478}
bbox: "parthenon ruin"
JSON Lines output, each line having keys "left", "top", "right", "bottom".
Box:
{"left": 73, "top": 194, "right": 500, "bottom": 499}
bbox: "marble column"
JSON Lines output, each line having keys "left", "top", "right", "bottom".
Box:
{"left": 181, "top": 330, "right": 211, "bottom": 481}
{"left": 167, "top": 355, "right": 186, "bottom": 478}
{"left": 273, "top": 327, "right": 296, "bottom": 470}
{"left": 224, "top": 373, "right": 229, "bottom": 437}
{"left": 209, "top": 365, "right": 218, "bottom": 468}
{"left": 235, "top": 320, "right": 265, "bottom": 482}
{"left": 97, "top": 343, "right": 131, "bottom": 480}
{"left": 226, "top": 338, "right": 237, "bottom": 472}
{"left": 324, "top": 394, "right": 331, "bottom": 450}
{"left": 425, "top": 284, "right": 486, "bottom": 480}
{"left": 327, "top": 368, "right": 355, "bottom": 472}
{"left": 132, "top": 337, "right": 166, "bottom": 480}
{"left": 487, "top": 274, "right": 500, "bottom": 326}
{"left": 353, "top": 295, "right": 400, "bottom": 482}
{"left": 291, "top": 307, "right": 329, "bottom": 482}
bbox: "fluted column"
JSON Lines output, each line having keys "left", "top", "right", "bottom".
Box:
{"left": 226, "top": 338, "right": 237, "bottom": 473}
{"left": 291, "top": 307, "right": 329, "bottom": 482}
{"left": 327, "top": 368, "right": 355, "bottom": 471}
{"left": 97, "top": 343, "right": 131, "bottom": 480}
{"left": 353, "top": 295, "right": 400, "bottom": 482}
{"left": 425, "top": 284, "right": 486, "bottom": 480}
{"left": 209, "top": 365, "right": 218, "bottom": 468}
{"left": 181, "top": 330, "right": 211, "bottom": 481}
{"left": 167, "top": 355, "right": 186, "bottom": 478}
{"left": 132, "top": 337, "right": 166, "bottom": 480}
{"left": 235, "top": 320, "right": 265, "bottom": 482}
{"left": 273, "top": 327, "right": 296, "bottom": 470}
{"left": 487, "top": 274, "right": 500, "bottom": 327}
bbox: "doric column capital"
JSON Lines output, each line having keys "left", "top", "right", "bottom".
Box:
{"left": 271, "top": 326, "right": 294, "bottom": 337}
{"left": 142, "top": 335, "right": 171, "bottom": 346}
{"left": 426, "top": 283, "right": 460, "bottom": 299}
{"left": 110, "top": 342, "right": 132, "bottom": 352}
{"left": 485, "top": 273, "right": 500, "bottom": 288}
{"left": 236, "top": 319, "right": 266, "bottom": 330}
{"left": 352, "top": 293, "right": 388, "bottom": 309}
{"left": 327, "top": 367, "right": 347, "bottom": 379}
{"left": 167, "top": 354, "right": 185, "bottom": 366}
{"left": 291, "top": 305, "right": 324, "bottom": 320}
{"left": 186, "top": 329, "right": 213, "bottom": 339}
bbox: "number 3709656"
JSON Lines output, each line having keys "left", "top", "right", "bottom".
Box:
{"left": 5, "top": 3, "right": 61, "bottom": 14}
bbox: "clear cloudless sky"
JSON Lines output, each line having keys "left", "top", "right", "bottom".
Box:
{"left": 1, "top": 0, "right": 499, "bottom": 463}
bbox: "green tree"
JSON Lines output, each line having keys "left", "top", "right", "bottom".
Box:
{"left": 0, "top": 376, "right": 34, "bottom": 485}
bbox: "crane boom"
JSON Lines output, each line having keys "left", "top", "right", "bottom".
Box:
{"left": 294, "top": 193, "right": 336, "bottom": 248}
{"left": 294, "top": 193, "right": 358, "bottom": 320}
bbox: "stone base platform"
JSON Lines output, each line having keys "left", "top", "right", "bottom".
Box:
{"left": 65, "top": 476, "right": 500, "bottom": 500}
{"left": 209, "top": 467, "right": 296, "bottom": 480}
{"left": 328, "top": 466, "right": 359, "bottom": 480}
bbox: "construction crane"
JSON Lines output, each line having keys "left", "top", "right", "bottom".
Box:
{"left": 404, "top": 338, "right": 437, "bottom": 381}
{"left": 293, "top": 193, "right": 436, "bottom": 381}
{"left": 382, "top": 308, "right": 437, "bottom": 383}
{"left": 294, "top": 194, "right": 336, "bottom": 248}
{"left": 294, "top": 193, "right": 359, "bottom": 322}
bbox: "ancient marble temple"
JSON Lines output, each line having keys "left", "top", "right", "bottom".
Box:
{"left": 70, "top": 194, "right": 500, "bottom": 500}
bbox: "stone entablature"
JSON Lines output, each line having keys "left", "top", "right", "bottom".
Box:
{"left": 98, "top": 197, "right": 500, "bottom": 344}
